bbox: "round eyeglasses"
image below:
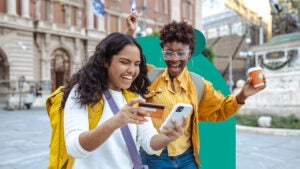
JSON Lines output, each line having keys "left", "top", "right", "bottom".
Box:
{"left": 162, "top": 49, "right": 190, "bottom": 60}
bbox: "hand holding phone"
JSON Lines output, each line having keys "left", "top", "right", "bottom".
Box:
{"left": 160, "top": 103, "right": 192, "bottom": 132}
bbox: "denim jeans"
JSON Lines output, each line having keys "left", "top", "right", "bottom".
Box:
{"left": 140, "top": 147, "right": 199, "bottom": 169}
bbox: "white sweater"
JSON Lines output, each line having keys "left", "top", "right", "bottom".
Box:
{"left": 64, "top": 88, "right": 159, "bottom": 169}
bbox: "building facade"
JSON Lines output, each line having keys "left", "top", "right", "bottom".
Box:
{"left": 200, "top": 0, "right": 272, "bottom": 88}
{"left": 240, "top": 32, "right": 300, "bottom": 117}
{"left": 0, "top": 0, "right": 201, "bottom": 103}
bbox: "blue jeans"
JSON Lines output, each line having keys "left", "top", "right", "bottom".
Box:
{"left": 140, "top": 147, "right": 199, "bottom": 169}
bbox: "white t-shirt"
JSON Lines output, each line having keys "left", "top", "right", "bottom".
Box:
{"left": 64, "top": 87, "right": 159, "bottom": 169}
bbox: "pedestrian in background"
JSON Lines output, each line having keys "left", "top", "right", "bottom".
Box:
{"left": 36, "top": 86, "right": 42, "bottom": 97}
{"left": 126, "top": 12, "right": 266, "bottom": 169}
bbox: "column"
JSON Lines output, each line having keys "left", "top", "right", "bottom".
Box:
{"left": 7, "top": 0, "right": 17, "bottom": 15}
{"left": 47, "top": 1, "right": 53, "bottom": 22}
{"left": 97, "top": 17, "right": 105, "bottom": 31}
{"left": 86, "top": 0, "right": 94, "bottom": 29}
{"left": 194, "top": 0, "right": 202, "bottom": 30}
{"left": 170, "top": 0, "right": 180, "bottom": 21}
{"left": 21, "top": 0, "right": 30, "bottom": 18}
{"left": 35, "top": 0, "right": 41, "bottom": 20}
{"left": 163, "top": 0, "right": 167, "bottom": 14}
{"left": 76, "top": 8, "right": 82, "bottom": 27}
{"left": 73, "top": 38, "right": 82, "bottom": 74}
{"left": 259, "top": 17, "right": 264, "bottom": 45}
{"left": 65, "top": 5, "right": 70, "bottom": 25}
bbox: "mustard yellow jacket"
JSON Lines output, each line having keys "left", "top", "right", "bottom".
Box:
{"left": 46, "top": 87, "right": 137, "bottom": 169}
{"left": 146, "top": 66, "right": 242, "bottom": 166}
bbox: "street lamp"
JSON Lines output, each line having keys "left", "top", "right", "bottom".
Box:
{"left": 135, "top": 5, "right": 146, "bottom": 37}
{"left": 228, "top": 54, "right": 233, "bottom": 93}
{"left": 145, "top": 27, "right": 153, "bottom": 35}
{"left": 239, "top": 38, "right": 253, "bottom": 76}
{"left": 245, "top": 38, "right": 251, "bottom": 72}
{"left": 18, "top": 75, "right": 25, "bottom": 110}
{"left": 239, "top": 50, "right": 253, "bottom": 76}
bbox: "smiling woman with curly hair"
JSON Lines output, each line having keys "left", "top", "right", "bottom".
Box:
{"left": 125, "top": 12, "right": 266, "bottom": 169}
{"left": 56, "top": 32, "right": 186, "bottom": 169}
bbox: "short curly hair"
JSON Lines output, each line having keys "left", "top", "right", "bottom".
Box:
{"left": 159, "top": 21, "right": 195, "bottom": 55}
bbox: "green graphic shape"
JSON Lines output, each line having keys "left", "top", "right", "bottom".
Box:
{"left": 136, "top": 29, "right": 236, "bottom": 169}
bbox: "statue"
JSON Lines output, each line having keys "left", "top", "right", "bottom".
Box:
{"left": 270, "top": 0, "right": 300, "bottom": 36}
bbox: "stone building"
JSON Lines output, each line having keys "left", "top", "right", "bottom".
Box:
{"left": 240, "top": 32, "right": 300, "bottom": 117}
{"left": 202, "top": 10, "right": 251, "bottom": 84}
{"left": 201, "top": 0, "right": 272, "bottom": 89}
{"left": 0, "top": 0, "right": 201, "bottom": 104}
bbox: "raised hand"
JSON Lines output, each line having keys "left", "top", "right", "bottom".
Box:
{"left": 125, "top": 11, "right": 138, "bottom": 35}
{"left": 236, "top": 76, "right": 267, "bottom": 104}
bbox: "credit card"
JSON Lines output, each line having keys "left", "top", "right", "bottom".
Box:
{"left": 138, "top": 103, "right": 165, "bottom": 119}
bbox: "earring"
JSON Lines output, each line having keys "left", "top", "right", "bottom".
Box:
{"left": 160, "top": 57, "right": 164, "bottom": 64}
{"left": 188, "top": 58, "right": 194, "bottom": 69}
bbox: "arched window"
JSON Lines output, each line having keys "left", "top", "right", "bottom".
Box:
{"left": 51, "top": 49, "right": 70, "bottom": 91}
{"left": 0, "top": 53, "right": 9, "bottom": 81}
{"left": 0, "top": 53, "right": 9, "bottom": 96}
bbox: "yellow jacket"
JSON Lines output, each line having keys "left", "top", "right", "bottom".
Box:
{"left": 46, "top": 87, "right": 137, "bottom": 169}
{"left": 145, "top": 67, "right": 242, "bottom": 166}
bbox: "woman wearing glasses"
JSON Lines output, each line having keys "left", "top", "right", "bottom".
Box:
{"left": 126, "top": 14, "right": 266, "bottom": 169}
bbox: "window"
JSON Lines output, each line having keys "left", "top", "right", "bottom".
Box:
{"left": 53, "top": 2, "right": 65, "bottom": 24}
{"left": 231, "top": 22, "right": 243, "bottom": 36}
{"left": 51, "top": 49, "right": 70, "bottom": 90}
{"left": 219, "top": 25, "right": 229, "bottom": 36}
{"left": 207, "top": 28, "right": 218, "bottom": 39}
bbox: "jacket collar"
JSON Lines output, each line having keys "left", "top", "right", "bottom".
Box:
{"left": 162, "top": 67, "right": 190, "bottom": 92}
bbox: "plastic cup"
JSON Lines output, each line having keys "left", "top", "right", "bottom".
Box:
{"left": 247, "top": 67, "right": 265, "bottom": 88}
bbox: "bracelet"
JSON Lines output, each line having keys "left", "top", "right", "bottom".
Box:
{"left": 236, "top": 95, "right": 245, "bottom": 104}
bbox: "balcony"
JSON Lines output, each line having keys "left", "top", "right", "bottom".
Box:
{"left": 34, "top": 20, "right": 86, "bottom": 38}
{"left": 0, "top": 13, "right": 33, "bottom": 31}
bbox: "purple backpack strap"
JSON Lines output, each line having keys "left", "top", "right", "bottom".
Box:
{"left": 104, "top": 90, "right": 148, "bottom": 169}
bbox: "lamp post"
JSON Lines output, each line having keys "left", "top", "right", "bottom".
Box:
{"left": 18, "top": 75, "right": 25, "bottom": 110}
{"left": 228, "top": 54, "right": 233, "bottom": 93}
{"left": 245, "top": 38, "right": 251, "bottom": 72}
{"left": 239, "top": 38, "right": 253, "bottom": 77}
{"left": 135, "top": 5, "right": 146, "bottom": 37}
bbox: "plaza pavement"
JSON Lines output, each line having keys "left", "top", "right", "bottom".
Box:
{"left": 0, "top": 104, "right": 299, "bottom": 169}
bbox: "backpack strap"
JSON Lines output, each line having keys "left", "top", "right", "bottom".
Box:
{"left": 189, "top": 72, "right": 204, "bottom": 104}
{"left": 148, "top": 68, "right": 204, "bottom": 104}
{"left": 148, "top": 67, "right": 164, "bottom": 82}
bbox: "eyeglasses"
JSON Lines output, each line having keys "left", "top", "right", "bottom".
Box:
{"left": 162, "top": 49, "right": 190, "bottom": 60}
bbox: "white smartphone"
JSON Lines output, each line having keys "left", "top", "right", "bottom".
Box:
{"left": 160, "top": 103, "right": 193, "bottom": 132}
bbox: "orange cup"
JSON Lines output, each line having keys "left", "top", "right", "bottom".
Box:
{"left": 247, "top": 67, "right": 265, "bottom": 88}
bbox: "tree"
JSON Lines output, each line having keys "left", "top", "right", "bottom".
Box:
{"left": 202, "top": 47, "right": 215, "bottom": 64}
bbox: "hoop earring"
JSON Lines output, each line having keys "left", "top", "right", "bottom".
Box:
{"left": 160, "top": 57, "right": 164, "bottom": 64}
{"left": 188, "top": 58, "right": 194, "bottom": 69}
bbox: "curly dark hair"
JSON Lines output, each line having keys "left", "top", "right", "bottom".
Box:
{"left": 159, "top": 21, "right": 195, "bottom": 55}
{"left": 60, "top": 32, "right": 150, "bottom": 109}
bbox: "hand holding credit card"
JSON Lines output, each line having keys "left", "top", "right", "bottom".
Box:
{"left": 138, "top": 103, "right": 165, "bottom": 118}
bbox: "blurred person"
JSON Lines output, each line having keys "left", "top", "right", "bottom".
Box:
{"left": 125, "top": 13, "right": 266, "bottom": 169}
{"left": 36, "top": 86, "right": 42, "bottom": 97}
